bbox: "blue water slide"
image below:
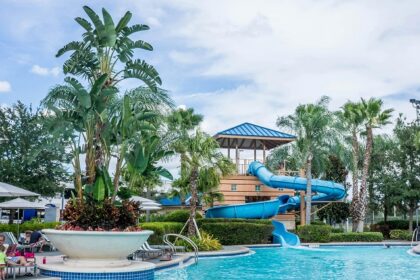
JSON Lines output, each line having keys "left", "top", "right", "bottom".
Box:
{"left": 272, "top": 220, "right": 300, "bottom": 246}
{"left": 205, "top": 161, "right": 346, "bottom": 246}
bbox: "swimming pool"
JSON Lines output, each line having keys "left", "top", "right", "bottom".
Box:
{"left": 156, "top": 246, "right": 419, "bottom": 280}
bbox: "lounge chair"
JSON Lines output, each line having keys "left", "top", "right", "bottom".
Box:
{"left": 135, "top": 241, "right": 164, "bottom": 260}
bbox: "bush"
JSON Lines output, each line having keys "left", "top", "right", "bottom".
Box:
{"left": 372, "top": 220, "right": 415, "bottom": 238}
{"left": 297, "top": 225, "right": 331, "bottom": 243}
{"left": 331, "top": 228, "right": 345, "bottom": 233}
{"left": 163, "top": 210, "right": 202, "bottom": 223}
{"left": 140, "top": 222, "right": 183, "bottom": 244}
{"left": 176, "top": 232, "right": 222, "bottom": 251}
{"left": 330, "top": 232, "right": 383, "bottom": 242}
{"left": 200, "top": 222, "right": 273, "bottom": 245}
{"left": 389, "top": 229, "right": 412, "bottom": 241}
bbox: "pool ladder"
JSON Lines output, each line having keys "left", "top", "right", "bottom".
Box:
{"left": 411, "top": 227, "right": 419, "bottom": 247}
{"left": 163, "top": 233, "right": 199, "bottom": 264}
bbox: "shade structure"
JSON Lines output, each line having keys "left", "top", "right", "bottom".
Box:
{"left": 0, "top": 182, "right": 40, "bottom": 197}
{"left": 0, "top": 198, "right": 46, "bottom": 210}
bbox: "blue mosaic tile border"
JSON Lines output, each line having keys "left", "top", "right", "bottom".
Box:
{"left": 40, "top": 268, "right": 154, "bottom": 280}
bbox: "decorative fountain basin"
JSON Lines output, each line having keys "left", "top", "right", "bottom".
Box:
{"left": 40, "top": 229, "right": 156, "bottom": 280}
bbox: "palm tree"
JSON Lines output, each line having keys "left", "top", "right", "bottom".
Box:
{"left": 352, "top": 98, "right": 393, "bottom": 232}
{"left": 181, "top": 130, "right": 234, "bottom": 235}
{"left": 277, "top": 96, "right": 336, "bottom": 225}
{"left": 54, "top": 6, "right": 162, "bottom": 184}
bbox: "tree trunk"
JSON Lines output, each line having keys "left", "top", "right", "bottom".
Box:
{"left": 305, "top": 153, "right": 313, "bottom": 225}
{"left": 351, "top": 129, "right": 359, "bottom": 199}
{"left": 111, "top": 155, "right": 123, "bottom": 202}
{"left": 355, "top": 126, "right": 374, "bottom": 232}
{"left": 188, "top": 169, "right": 199, "bottom": 236}
{"left": 73, "top": 146, "right": 83, "bottom": 200}
{"left": 408, "top": 208, "right": 414, "bottom": 233}
{"left": 85, "top": 125, "right": 96, "bottom": 184}
{"left": 350, "top": 129, "right": 360, "bottom": 232}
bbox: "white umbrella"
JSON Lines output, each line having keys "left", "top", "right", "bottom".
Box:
{"left": 0, "top": 182, "right": 40, "bottom": 197}
{"left": 0, "top": 198, "right": 46, "bottom": 235}
{"left": 130, "top": 196, "right": 158, "bottom": 204}
{"left": 0, "top": 198, "right": 46, "bottom": 209}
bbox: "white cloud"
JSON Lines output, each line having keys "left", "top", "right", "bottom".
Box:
{"left": 31, "top": 65, "right": 60, "bottom": 77}
{"left": 164, "top": 0, "right": 420, "bottom": 133}
{"left": 0, "top": 81, "right": 11, "bottom": 93}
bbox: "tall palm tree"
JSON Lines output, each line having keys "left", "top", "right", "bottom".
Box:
{"left": 351, "top": 98, "right": 393, "bottom": 232}
{"left": 341, "top": 101, "right": 365, "bottom": 231}
{"left": 181, "top": 130, "right": 233, "bottom": 235}
{"left": 277, "top": 96, "right": 336, "bottom": 225}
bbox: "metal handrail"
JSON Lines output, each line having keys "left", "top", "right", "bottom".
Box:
{"left": 163, "top": 233, "right": 199, "bottom": 264}
{"left": 411, "top": 227, "right": 419, "bottom": 247}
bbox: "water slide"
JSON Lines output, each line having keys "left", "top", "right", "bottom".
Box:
{"left": 205, "top": 161, "right": 346, "bottom": 246}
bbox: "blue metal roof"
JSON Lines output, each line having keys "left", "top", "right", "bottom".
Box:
{"left": 216, "top": 122, "right": 295, "bottom": 139}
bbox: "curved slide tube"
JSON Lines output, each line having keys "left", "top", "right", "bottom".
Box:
{"left": 205, "top": 161, "right": 346, "bottom": 246}
{"left": 272, "top": 220, "right": 300, "bottom": 247}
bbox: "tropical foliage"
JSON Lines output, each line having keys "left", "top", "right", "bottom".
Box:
{"left": 41, "top": 6, "right": 172, "bottom": 230}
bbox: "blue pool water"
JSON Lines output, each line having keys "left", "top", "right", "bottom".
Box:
{"left": 156, "top": 246, "right": 419, "bottom": 280}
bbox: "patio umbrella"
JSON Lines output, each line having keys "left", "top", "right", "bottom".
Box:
{"left": 0, "top": 198, "right": 46, "bottom": 235}
{"left": 0, "top": 182, "right": 40, "bottom": 197}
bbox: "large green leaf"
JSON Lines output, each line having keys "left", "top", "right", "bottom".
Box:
{"left": 75, "top": 17, "right": 93, "bottom": 32}
{"left": 64, "top": 77, "right": 91, "bottom": 108}
{"left": 130, "top": 40, "right": 153, "bottom": 51}
{"left": 83, "top": 6, "right": 105, "bottom": 35}
{"left": 92, "top": 174, "right": 106, "bottom": 201}
{"left": 122, "top": 24, "right": 150, "bottom": 36}
{"left": 101, "top": 8, "right": 117, "bottom": 47}
{"left": 56, "top": 41, "right": 84, "bottom": 57}
{"left": 115, "top": 11, "right": 132, "bottom": 33}
{"left": 90, "top": 73, "right": 108, "bottom": 97}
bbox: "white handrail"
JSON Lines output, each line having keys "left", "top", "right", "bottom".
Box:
{"left": 411, "top": 227, "right": 419, "bottom": 247}
{"left": 163, "top": 233, "right": 199, "bottom": 264}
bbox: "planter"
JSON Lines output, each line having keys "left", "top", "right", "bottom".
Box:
{"left": 42, "top": 229, "right": 153, "bottom": 268}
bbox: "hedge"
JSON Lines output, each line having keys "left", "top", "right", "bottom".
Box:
{"left": 331, "top": 228, "right": 345, "bottom": 233}
{"left": 0, "top": 222, "right": 60, "bottom": 237}
{"left": 389, "top": 229, "right": 412, "bottom": 241}
{"left": 140, "top": 222, "right": 183, "bottom": 244}
{"left": 163, "top": 210, "right": 202, "bottom": 223}
{"left": 330, "top": 232, "right": 383, "bottom": 242}
{"left": 372, "top": 220, "right": 415, "bottom": 238}
{"left": 197, "top": 218, "right": 272, "bottom": 226}
{"left": 200, "top": 222, "right": 273, "bottom": 245}
{"left": 297, "top": 225, "right": 331, "bottom": 243}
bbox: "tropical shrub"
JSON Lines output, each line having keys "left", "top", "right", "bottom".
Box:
{"left": 329, "top": 232, "right": 383, "bottom": 242}
{"left": 297, "top": 225, "right": 331, "bottom": 243}
{"left": 140, "top": 222, "right": 183, "bottom": 244}
{"left": 389, "top": 229, "right": 412, "bottom": 241}
{"left": 163, "top": 210, "right": 202, "bottom": 223}
{"left": 175, "top": 232, "right": 222, "bottom": 252}
{"left": 59, "top": 198, "right": 140, "bottom": 231}
{"left": 199, "top": 222, "right": 273, "bottom": 245}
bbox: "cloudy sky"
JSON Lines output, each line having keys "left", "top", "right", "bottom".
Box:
{"left": 1, "top": 0, "right": 419, "bottom": 136}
